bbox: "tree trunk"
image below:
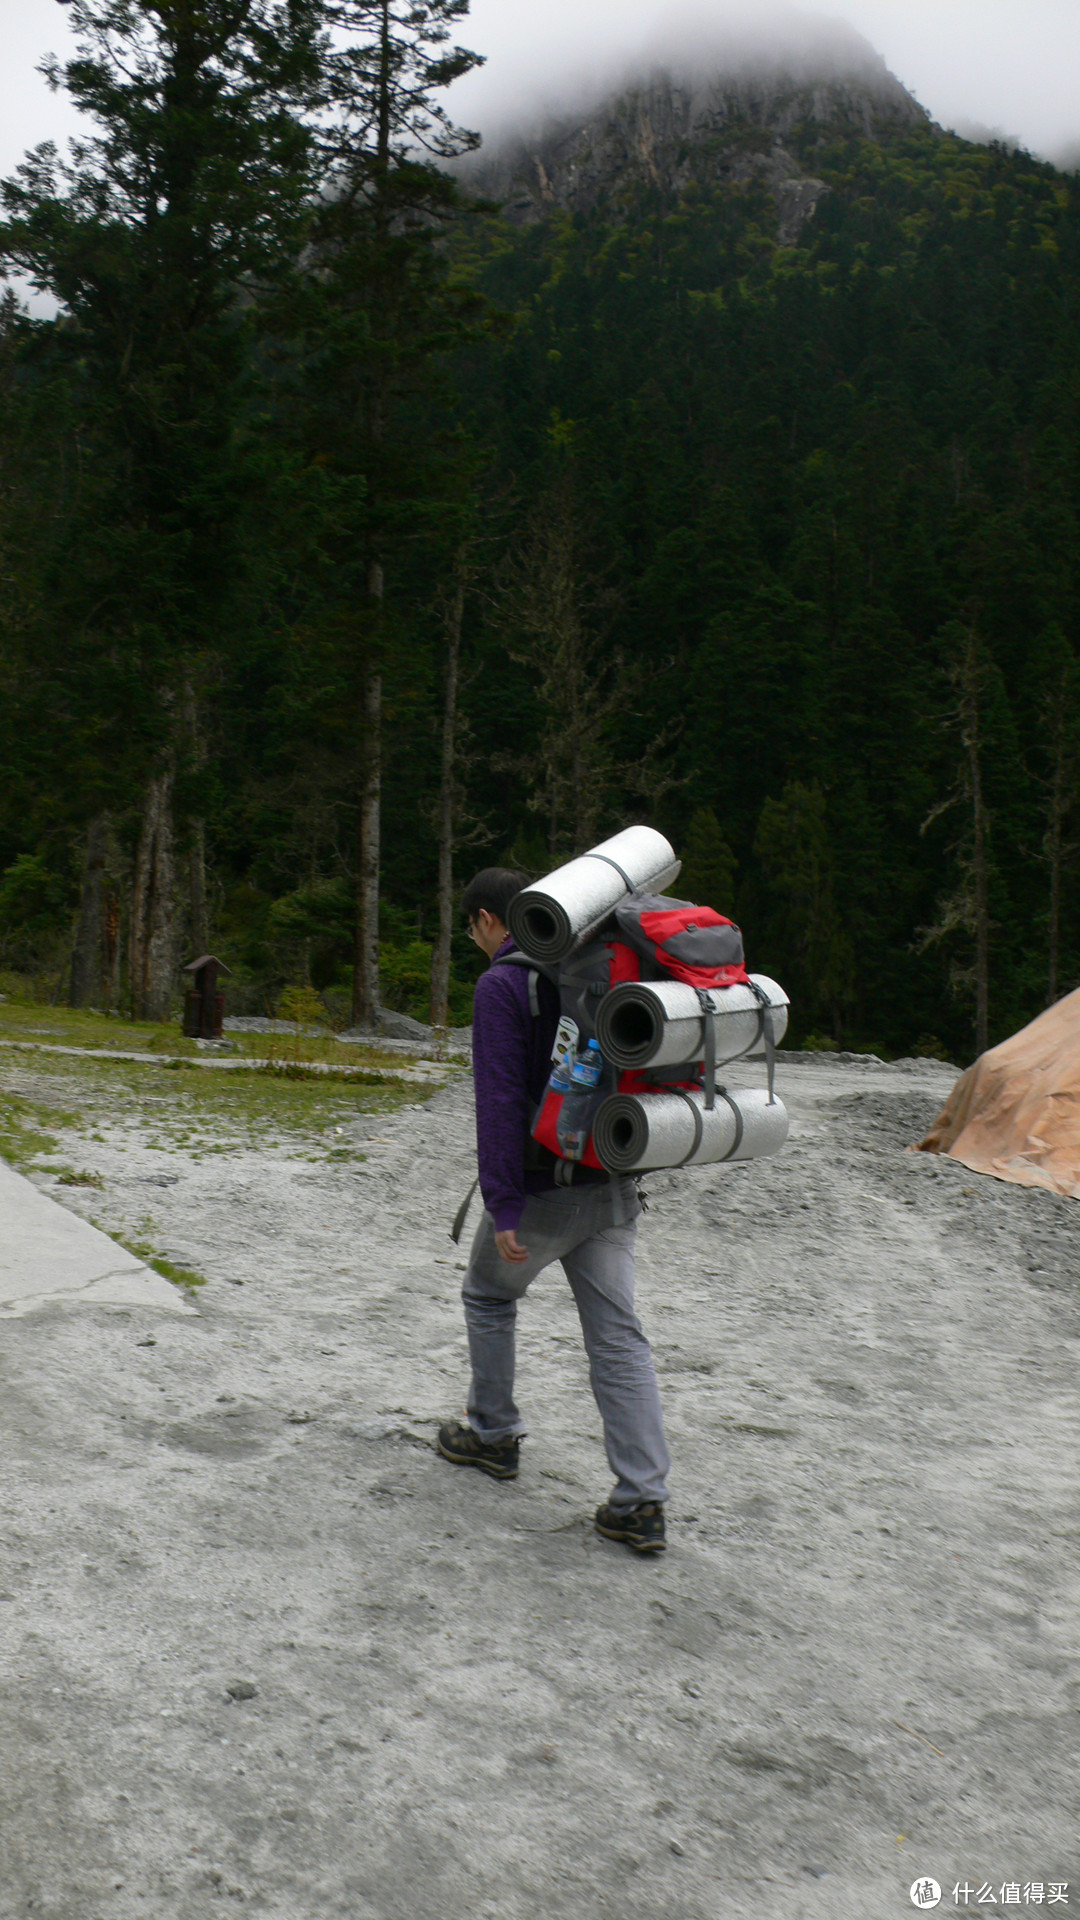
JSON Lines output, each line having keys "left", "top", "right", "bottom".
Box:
{"left": 70, "top": 812, "right": 109, "bottom": 1008}
{"left": 572, "top": 732, "right": 587, "bottom": 852}
{"left": 182, "top": 679, "right": 209, "bottom": 958}
{"left": 430, "top": 573, "right": 465, "bottom": 1029}
{"left": 960, "top": 630, "right": 990, "bottom": 1057}
{"left": 970, "top": 729, "right": 990, "bottom": 1057}
{"left": 350, "top": 18, "right": 392, "bottom": 1032}
{"left": 131, "top": 770, "right": 177, "bottom": 1022}
{"left": 70, "top": 813, "right": 122, "bottom": 1011}
{"left": 353, "top": 662, "right": 382, "bottom": 1025}
{"left": 189, "top": 820, "right": 209, "bottom": 958}
{"left": 1047, "top": 671, "right": 1066, "bottom": 1005}
{"left": 104, "top": 881, "right": 122, "bottom": 1011}
{"left": 353, "top": 552, "right": 383, "bottom": 1026}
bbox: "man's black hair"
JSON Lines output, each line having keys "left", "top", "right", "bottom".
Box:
{"left": 461, "top": 867, "right": 531, "bottom": 929}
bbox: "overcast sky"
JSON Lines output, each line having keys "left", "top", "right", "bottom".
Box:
{"left": 4, "top": 0, "right": 1080, "bottom": 199}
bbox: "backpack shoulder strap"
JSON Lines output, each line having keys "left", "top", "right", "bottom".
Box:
{"left": 492, "top": 949, "right": 559, "bottom": 1019}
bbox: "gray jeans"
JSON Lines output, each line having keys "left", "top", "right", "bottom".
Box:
{"left": 462, "top": 1179, "right": 670, "bottom": 1510}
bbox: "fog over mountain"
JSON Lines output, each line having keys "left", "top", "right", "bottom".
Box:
{"left": 453, "top": 0, "right": 1080, "bottom": 167}
{"left": 459, "top": 10, "right": 929, "bottom": 236}
{"left": 456, "top": 5, "right": 918, "bottom": 145}
{"left": 2, "top": 0, "right": 1078, "bottom": 196}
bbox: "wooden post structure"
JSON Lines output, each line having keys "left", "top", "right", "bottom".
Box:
{"left": 182, "top": 954, "right": 232, "bottom": 1039}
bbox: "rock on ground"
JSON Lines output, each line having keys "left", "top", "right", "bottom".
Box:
{"left": 223, "top": 1014, "right": 472, "bottom": 1053}
{"left": 0, "top": 1054, "right": 1077, "bottom": 1918}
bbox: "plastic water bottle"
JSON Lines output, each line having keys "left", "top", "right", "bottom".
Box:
{"left": 557, "top": 1039, "right": 605, "bottom": 1161}
{"left": 546, "top": 1051, "right": 574, "bottom": 1097}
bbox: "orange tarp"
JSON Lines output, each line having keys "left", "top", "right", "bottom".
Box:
{"left": 915, "top": 987, "right": 1080, "bottom": 1199}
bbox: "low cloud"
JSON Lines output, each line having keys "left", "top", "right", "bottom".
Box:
{"left": 3, "top": 0, "right": 1078, "bottom": 196}
{"left": 454, "top": 0, "right": 1080, "bottom": 166}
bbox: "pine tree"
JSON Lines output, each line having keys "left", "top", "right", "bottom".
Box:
{"left": 0, "top": 0, "right": 323, "bottom": 1014}
{"left": 428, "top": 541, "right": 493, "bottom": 1029}
{"left": 677, "top": 808, "right": 737, "bottom": 914}
{"left": 1032, "top": 625, "right": 1080, "bottom": 1003}
{"left": 919, "top": 623, "right": 1014, "bottom": 1057}
{"left": 495, "top": 469, "right": 638, "bottom": 856}
{"left": 754, "top": 780, "right": 853, "bottom": 1039}
{"left": 273, "top": 0, "right": 485, "bottom": 1025}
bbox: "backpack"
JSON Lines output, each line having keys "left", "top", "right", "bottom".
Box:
{"left": 449, "top": 892, "right": 781, "bottom": 1242}
{"left": 499, "top": 893, "right": 773, "bottom": 1173}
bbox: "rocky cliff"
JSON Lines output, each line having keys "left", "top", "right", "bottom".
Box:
{"left": 465, "top": 18, "right": 933, "bottom": 245}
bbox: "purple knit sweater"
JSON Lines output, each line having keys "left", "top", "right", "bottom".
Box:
{"left": 472, "top": 936, "right": 561, "bottom": 1232}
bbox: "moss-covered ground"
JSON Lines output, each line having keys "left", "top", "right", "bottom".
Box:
{"left": 0, "top": 993, "right": 436, "bottom": 1072}
{"left": 0, "top": 1019, "right": 457, "bottom": 1299}
{"left": 0, "top": 1045, "right": 434, "bottom": 1168}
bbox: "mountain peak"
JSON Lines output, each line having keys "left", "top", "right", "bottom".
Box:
{"left": 466, "top": 13, "right": 931, "bottom": 240}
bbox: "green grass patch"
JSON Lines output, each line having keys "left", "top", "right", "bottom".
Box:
{"left": 0, "top": 993, "right": 452, "bottom": 1079}
{"left": 0, "top": 996, "right": 179, "bottom": 1053}
{"left": 229, "top": 1030, "right": 433, "bottom": 1072}
{"left": 253, "top": 1059, "right": 394, "bottom": 1085}
{"left": 144, "top": 1031, "right": 202, "bottom": 1056}
{"left": 111, "top": 1233, "right": 206, "bottom": 1292}
{"left": 0, "top": 1090, "right": 60, "bottom": 1170}
{"left": 1, "top": 1043, "right": 428, "bottom": 1153}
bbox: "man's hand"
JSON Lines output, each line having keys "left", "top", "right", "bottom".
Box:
{"left": 495, "top": 1228, "right": 529, "bottom": 1265}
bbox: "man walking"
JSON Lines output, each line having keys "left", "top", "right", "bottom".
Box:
{"left": 437, "top": 867, "right": 671, "bottom": 1553}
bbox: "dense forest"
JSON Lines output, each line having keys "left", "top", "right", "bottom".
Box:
{"left": 1, "top": 1, "right": 1078, "bottom": 1063}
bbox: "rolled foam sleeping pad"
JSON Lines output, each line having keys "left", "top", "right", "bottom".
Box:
{"left": 592, "top": 1085, "right": 789, "bottom": 1173}
{"left": 508, "top": 826, "right": 680, "bottom": 964}
{"left": 593, "top": 973, "right": 790, "bottom": 1072}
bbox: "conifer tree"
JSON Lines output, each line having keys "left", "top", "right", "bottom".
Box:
{"left": 277, "top": 0, "right": 485, "bottom": 1025}
{"left": 754, "top": 780, "right": 853, "bottom": 1039}
{"left": 677, "top": 808, "right": 737, "bottom": 914}
{"left": 429, "top": 539, "right": 490, "bottom": 1031}
{"left": 0, "top": 0, "right": 323, "bottom": 1014}
{"left": 495, "top": 469, "right": 632, "bottom": 856}
{"left": 919, "top": 624, "right": 1015, "bottom": 1057}
{"left": 1032, "top": 625, "right": 1080, "bottom": 1004}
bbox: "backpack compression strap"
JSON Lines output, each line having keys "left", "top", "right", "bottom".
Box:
{"left": 583, "top": 850, "right": 635, "bottom": 890}
{"left": 748, "top": 980, "right": 778, "bottom": 1105}
{"left": 671, "top": 1086, "right": 745, "bottom": 1165}
{"left": 696, "top": 988, "right": 718, "bottom": 1111}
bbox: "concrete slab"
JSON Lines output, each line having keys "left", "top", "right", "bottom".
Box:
{"left": 0, "top": 1158, "right": 197, "bottom": 1316}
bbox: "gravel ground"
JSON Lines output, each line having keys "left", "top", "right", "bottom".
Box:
{"left": 1, "top": 1049, "right": 1078, "bottom": 1920}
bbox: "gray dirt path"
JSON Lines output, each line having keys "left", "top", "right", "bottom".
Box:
{"left": 1, "top": 1051, "right": 1078, "bottom": 1920}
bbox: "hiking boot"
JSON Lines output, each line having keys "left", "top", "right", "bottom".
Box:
{"left": 437, "top": 1418, "right": 520, "bottom": 1480}
{"left": 594, "top": 1501, "right": 667, "bottom": 1553}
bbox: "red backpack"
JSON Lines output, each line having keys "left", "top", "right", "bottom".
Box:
{"left": 500, "top": 893, "right": 753, "bottom": 1173}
